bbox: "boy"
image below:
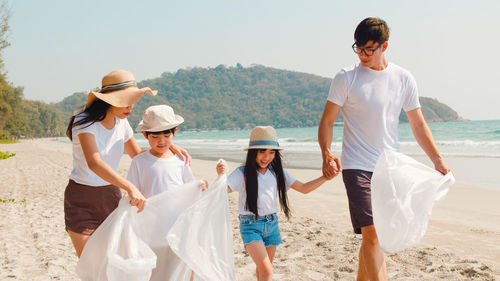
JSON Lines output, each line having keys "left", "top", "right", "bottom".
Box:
{"left": 127, "top": 104, "right": 207, "bottom": 198}
{"left": 127, "top": 104, "right": 206, "bottom": 281}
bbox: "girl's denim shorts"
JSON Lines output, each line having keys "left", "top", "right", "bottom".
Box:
{"left": 238, "top": 213, "right": 283, "bottom": 247}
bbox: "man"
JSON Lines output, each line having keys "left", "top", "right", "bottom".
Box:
{"left": 318, "top": 18, "right": 450, "bottom": 281}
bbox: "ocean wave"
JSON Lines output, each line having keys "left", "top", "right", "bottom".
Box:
{"left": 400, "top": 140, "right": 500, "bottom": 147}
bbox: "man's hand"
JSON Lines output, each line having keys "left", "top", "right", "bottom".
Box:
{"left": 322, "top": 151, "right": 342, "bottom": 180}
{"left": 433, "top": 157, "right": 451, "bottom": 175}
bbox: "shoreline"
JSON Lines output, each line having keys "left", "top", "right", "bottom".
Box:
{"left": 0, "top": 139, "right": 498, "bottom": 280}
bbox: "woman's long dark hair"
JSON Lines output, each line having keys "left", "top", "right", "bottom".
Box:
{"left": 243, "top": 149, "right": 291, "bottom": 219}
{"left": 66, "top": 99, "right": 111, "bottom": 140}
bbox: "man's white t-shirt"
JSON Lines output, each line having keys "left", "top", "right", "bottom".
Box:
{"left": 127, "top": 151, "right": 195, "bottom": 198}
{"left": 227, "top": 166, "right": 296, "bottom": 216}
{"left": 327, "top": 62, "right": 421, "bottom": 171}
{"left": 70, "top": 114, "right": 134, "bottom": 186}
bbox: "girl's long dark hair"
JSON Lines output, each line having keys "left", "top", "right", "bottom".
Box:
{"left": 66, "top": 99, "right": 111, "bottom": 140}
{"left": 243, "top": 149, "right": 291, "bottom": 219}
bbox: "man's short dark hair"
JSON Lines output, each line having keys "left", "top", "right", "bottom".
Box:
{"left": 145, "top": 127, "right": 177, "bottom": 137}
{"left": 354, "top": 17, "right": 390, "bottom": 46}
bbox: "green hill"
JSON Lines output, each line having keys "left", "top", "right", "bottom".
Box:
{"left": 0, "top": 76, "right": 65, "bottom": 139}
{"left": 55, "top": 64, "right": 464, "bottom": 131}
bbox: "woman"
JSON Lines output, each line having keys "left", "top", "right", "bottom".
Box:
{"left": 64, "top": 70, "right": 190, "bottom": 257}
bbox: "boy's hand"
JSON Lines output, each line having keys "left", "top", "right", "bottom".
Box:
{"left": 216, "top": 161, "right": 226, "bottom": 175}
{"left": 200, "top": 180, "right": 208, "bottom": 191}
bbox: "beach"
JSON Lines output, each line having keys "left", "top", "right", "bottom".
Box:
{"left": 0, "top": 139, "right": 499, "bottom": 280}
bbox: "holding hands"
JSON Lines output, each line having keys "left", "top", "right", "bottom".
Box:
{"left": 322, "top": 150, "right": 342, "bottom": 180}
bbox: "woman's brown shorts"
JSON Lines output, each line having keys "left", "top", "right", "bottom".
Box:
{"left": 64, "top": 179, "right": 122, "bottom": 235}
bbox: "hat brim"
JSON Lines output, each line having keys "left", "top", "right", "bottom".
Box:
{"left": 244, "top": 145, "right": 283, "bottom": 151}
{"left": 86, "top": 87, "right": 157, "bottom": 108}
{"left": 135, "top": 115, "right": 184, "bottom": 132}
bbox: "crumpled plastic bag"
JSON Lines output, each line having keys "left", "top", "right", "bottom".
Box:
{"left": 76, "top": 167, "right": 234, "bottom": 281}
{"left": 371, "top": 149, "right": 455, "bottom": 253}
{"left": 168, "top": 169, "right": 235, "bottom": 281}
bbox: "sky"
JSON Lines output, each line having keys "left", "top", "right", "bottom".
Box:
{"left": 3, "top": 0, "right": 500, "bottom": 120}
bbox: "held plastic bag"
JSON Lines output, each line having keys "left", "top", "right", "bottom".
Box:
{"left": 371, "top": 149, "right": 455, "bottom": 253}
{"left": 76, "top": 172, "right": 234, "bottom": 281}
{"left": 76, "top": 198, "right": 157, "bottom": 281}
{"left": 168, "top": 172, "right": 235, "bottom": 281}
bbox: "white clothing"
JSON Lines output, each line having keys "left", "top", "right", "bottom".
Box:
{"left": 327, "top": 62, "right": 421, "bottom": 171}
{"left": 76, "top": 176, "right": 235, "bottom": 281}
{"left": 70, "top": 114, "right": 134, "bottom": 186}
{"left": 127, "top": 151, "right": 194, "bottom": 198}
{"left": 227, "top": 166, "right": 296, "bottom": 216}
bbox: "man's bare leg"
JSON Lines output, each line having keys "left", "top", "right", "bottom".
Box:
{"left": 359, "top": 225, "right": 387, "bottom": 281}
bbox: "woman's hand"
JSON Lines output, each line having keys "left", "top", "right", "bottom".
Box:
{"left": 170, "top": 144, "right": 192, "bottom": 166}
{"left": 126, "top": 185, "right": 147, "bottom": 212}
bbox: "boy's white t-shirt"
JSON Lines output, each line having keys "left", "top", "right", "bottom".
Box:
{"left": 70, "top": 114, "right": 134, "bottom": 186}
{"left": 327, "top": 62, "right": 421, "bottom": 171}
{"left": 127, "top": 151, "right": 195, "bottom": 198}
{"left": 227, "top": 166, "right": 296, "bottom": 216}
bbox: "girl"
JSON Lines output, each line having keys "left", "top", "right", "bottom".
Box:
{"left": 217, "top": 126, "right": 328, "bottom": 281}
{"left": 64, "top": 70, "right": 190, "bottom": 258}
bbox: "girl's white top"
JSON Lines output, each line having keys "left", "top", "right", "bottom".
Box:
{"left": 227, "top": 166, "right": 296, "bottom": 216}
{"left": 69, "top": 114, "right": 134, "bottom": 186}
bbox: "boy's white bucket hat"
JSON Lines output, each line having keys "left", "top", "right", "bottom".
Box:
{"left": 244, "top": 126, "right": 283, "bottom": 151}
{"left": 135, "top": 105, "right": 184, "bottom": 132}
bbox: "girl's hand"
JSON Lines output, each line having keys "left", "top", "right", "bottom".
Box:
{"left": 200, "top": 180, "right": 208, "bottom": 191}
{"left": 126, "top": 185, "right": 147, "bottom": 213}
{"left": 216, "top": 161, "right": 226, "bottom": 175}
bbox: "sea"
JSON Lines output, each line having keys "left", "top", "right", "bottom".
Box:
{"left": 134, "top": 120, "right": 500, "bottom": 189}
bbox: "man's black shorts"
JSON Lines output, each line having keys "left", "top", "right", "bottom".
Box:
{"left": 342, "top": 169, "right": 374, "bottom": 234}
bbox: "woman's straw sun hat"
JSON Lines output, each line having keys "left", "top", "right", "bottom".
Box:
{"left": 86, "top": 70, "right": 157, "bottom": 108}
{"left": 244, "top": 126, "right": 283, "bottom": 151}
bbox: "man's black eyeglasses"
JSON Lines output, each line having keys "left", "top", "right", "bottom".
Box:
{"left": 352, "top": 42, "right": 383, "bottom": 56}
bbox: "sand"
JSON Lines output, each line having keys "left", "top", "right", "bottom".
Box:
{"left": 0, "top": 139, "right": 498, "bottom": 280}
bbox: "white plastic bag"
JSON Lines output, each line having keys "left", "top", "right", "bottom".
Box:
{"left": 371, "top": 149, "right": 455, "bottom": 253}
{"left": 76, "top": 173, "right": 234, "bottom": 281}
{"left": 76, "top": 198, "right": 157, "bottom": 281}
{"left": 168, "top": 173, "right": 235, "bottom": 281}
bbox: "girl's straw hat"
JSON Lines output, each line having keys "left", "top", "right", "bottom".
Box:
{"left": 135, "top": 105, "right": 184, "bottom": 132}
{"left": 86, "top": 70, "right": 157, "bottom": 108}
{"left": 244, "top": 126, "right": 283, "bottom": 151}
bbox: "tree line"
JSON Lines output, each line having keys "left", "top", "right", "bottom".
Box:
{"left": 0, "top": 3, "right": 65, "bottom": 139}
{"left": 0, "top": 2, "right": 463, "bottom": 138}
